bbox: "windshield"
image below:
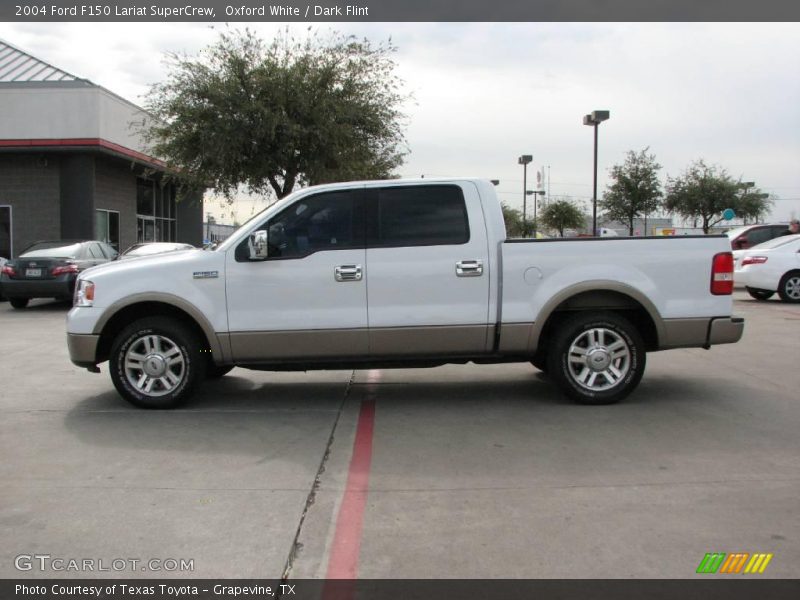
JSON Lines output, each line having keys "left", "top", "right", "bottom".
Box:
{"left": 21, "top": 242, "right": 82, "bottom": 258}
{"left": 215, "top": 194, "right": 298, "bottom": 252}
{"left": 724, "top": 226, "right": 751, "bottom": 238}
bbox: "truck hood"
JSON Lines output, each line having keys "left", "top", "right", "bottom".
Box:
{"left": 79, "top": 249, "right": 221, "bottom": 281}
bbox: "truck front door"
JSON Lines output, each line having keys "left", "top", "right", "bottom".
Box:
{"left": 225, "top": 188, "right": 368, "bottom": 362}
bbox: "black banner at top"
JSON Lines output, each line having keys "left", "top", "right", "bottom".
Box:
{"left": 4, "top": 0, "right": 800, "bottom": 22}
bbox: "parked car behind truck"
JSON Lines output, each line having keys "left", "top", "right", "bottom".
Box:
{"left": 733, "top": 234, "right": 800, "bottom": 302}
{"left": 1, "top": 240, "right": 117, "bottom": 308}
{"left": 726, "top": 223, "right": 789, "bottom": 250}
{"left": 66, "top": 179, "right": 744, "bottom": 408}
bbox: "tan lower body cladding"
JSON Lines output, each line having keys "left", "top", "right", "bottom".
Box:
{"left": 226, "top": 324, "right": 493, "bottom": 362}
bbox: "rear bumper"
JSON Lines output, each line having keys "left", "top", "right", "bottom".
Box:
{"left": 707, "top": 316, "right": 745, "bottom": 346}
{"left": 67, "top": 333, "right": 100, "bottom": 368}
{"left": 0, "top": 277, "right": 76, "bottom": 299}
{"left": 661, "top": 316, "right": 744, "bottom": 349}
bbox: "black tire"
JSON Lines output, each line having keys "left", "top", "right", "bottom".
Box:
{"left": 746, "top": 287, "right": 775, "bottom": 301}
{"left": 530, "top": 347, "right": 548, "bottom": 374}
{"left": 777, "top": 271, "right": 800, "bottom": 303}
{"left": 206, "top": 364, "right": 234, "bottom": 379}
{"left": 109, "top": 316, "right": 206, "bottom": 409}
{"left": 547, "top": 312, "right": 646, "bottom": 405}
{"left": 9, "top": 297, "right": 29, "bottom": 309}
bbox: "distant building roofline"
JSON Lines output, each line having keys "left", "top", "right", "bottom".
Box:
{"left": 0, "top": 39, "right": 87, "bottom": 83}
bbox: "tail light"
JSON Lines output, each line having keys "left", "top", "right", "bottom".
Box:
{"left": 711, "top": 252, "right": 734, "bottom": 295}
{"left": 1, "top": 265, "right": 15, "bottom": 276}
{"left": 51, "top": 264, "right": 79, "bottom": 276}
{"left": 741, "top": 256, "right": 768, "bottom": 267}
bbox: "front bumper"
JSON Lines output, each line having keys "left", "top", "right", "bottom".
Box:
{"left": 67, "top": 333, "right": 100, "bottom": 368}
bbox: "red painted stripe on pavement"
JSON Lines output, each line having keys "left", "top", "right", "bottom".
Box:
{"left": 325, "top": 398, "right": 377, "bottom": 580}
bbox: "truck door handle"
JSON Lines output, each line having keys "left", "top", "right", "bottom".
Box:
{"left": 456, "top": 260, "right": 483, "bottom": 277}
{"left": 334, "top": 264, "right": 363, "bottom": 282}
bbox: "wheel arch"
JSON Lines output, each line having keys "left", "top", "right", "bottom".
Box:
{"left": 93, "top": 294, "right": 225, "bottom": 364}
{"left": 529, "top": 282, "right": 663, "bottom": 354}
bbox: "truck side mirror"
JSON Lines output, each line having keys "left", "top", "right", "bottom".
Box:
{"left": 249, "top": 230, "right": 269, "bottom": 260}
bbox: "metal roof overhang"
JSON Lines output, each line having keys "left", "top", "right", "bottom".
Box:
{"left": 0, "top": 137, "right": 166, "bottom": 171}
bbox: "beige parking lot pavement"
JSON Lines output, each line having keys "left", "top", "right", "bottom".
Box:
{"left": 1, "top": 292, "right": 798, "bottom": 579}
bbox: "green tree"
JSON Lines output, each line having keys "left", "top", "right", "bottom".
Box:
{"left": 540, "top": 199, "right": 586, "bottom": 237}
{"left": 737, "top": 188, "right": 773, "bottom": 224}
{"left": 664, "top": 161, "right": 769, "bottom": 233}
{"left": 143, "top": 28, "right": 409, "bottom": 200}
{"left": 501, "top": 203, "right": 527, "bottom": 237}
{"left": 501, "top": 202, "right": 542, "bottom": 238}
{"left": 599, "top": 148, "right": 663, "bottom": 236}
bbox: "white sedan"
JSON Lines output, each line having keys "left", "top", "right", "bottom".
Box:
{"left": 733, "top": 234, "right": 800, "bottom": 302}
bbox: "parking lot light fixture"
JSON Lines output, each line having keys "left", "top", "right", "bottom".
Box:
{"left": 583, "top": 110, "right": 610, "bottom": 236}
{"left": 518, "top": 155, "right": 533, "bottom": 236}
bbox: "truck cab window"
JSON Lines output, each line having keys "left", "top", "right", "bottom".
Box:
{"left": 237, "top": 190, "right": 362, "bottom": 261}
{"left": 376, "top": 185, "right": 469, "bottom": 247}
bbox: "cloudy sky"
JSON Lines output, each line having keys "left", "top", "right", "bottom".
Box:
{"left": 1, "top": 21, "right": 799, "bottom": 225}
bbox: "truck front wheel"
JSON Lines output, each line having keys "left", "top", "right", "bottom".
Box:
{"left": 109, "top": 317, "right": 205, "bottom": 409}
{"left": 547, "top": 312, "right": 645, "bottom": 405}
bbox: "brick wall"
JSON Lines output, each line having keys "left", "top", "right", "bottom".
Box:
{"left": 0, "top": 154, "right": 61, "bottom": 257}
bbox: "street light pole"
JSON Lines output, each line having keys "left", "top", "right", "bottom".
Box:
{"left": 739, "top": 181, "right": 754, "bottom": 224}
{"left": 583, "top": 110, "right": 610, "bottom": 236}
{"left": 518, "top": 155, "right": 533, "bottom": 237}
{"left": 532, "top": 190, "right": 545, "bottom": 238}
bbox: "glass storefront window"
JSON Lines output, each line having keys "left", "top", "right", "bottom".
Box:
{"left": 136, "top": 179, "right": 177, "bottom": 243}
{"left": 95, "top": 209, "right": 120, "bottom": 250}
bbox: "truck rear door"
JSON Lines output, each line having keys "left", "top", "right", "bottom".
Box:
{"left": 365, "top": 182, "right": 491, "bottom": 356}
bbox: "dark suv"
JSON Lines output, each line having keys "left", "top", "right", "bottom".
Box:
{"left": 725, "top": 223, "right": 789, "bottom": 250}
{"left": 0, "top": 240, "right": 118, "bottom": 309}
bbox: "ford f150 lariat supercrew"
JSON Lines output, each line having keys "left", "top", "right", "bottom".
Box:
{"left": 66, "top": 178, "right": 744, "bottom": 408}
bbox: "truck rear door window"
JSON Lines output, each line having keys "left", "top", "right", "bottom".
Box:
{"left": 375, "top": 185, "right": 469, "bottom": 247}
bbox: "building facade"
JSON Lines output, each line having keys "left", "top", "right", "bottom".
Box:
{"left": 0, "top": 40, "right": 203, "bottom": 258}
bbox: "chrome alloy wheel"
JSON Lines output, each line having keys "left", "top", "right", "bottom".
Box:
{"left": 566, "top": 327, "right": 631, "bottom": 392}
{"left": 123, "top": 334, "right": 185, "bottom": 397}
{"left": 785, "top": 275, "right": 800, "bottom": 300}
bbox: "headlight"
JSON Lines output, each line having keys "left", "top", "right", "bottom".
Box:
{"left": 74, "top": 279, "right": 95, "bottom": 307}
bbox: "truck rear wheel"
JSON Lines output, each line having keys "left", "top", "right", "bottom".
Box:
{"left": 109, "top": 317, "right": 205, "bottom": 409}
{"left": 547, "top": 312, "right": 645, "bottom": 405}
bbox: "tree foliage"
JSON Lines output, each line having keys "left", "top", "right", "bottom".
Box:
{"left": 737, "top": 188, "right": 773, "bottom": 224}
{"left": 540, "top": 198, "right": 586, "bottom": 237}
{"left": 143, "top": 28, "right": 409, "bottom": 200}
{"left": 599, "top": 148, "right": 663, "bottom": 236}
{"left": 501, "top": 203, "right": 532, "bottom": 238}
{"left": 664, "top": 160, "right": 771, "bottom": 233}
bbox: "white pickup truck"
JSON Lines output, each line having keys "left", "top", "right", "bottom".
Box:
{"left": 66, "top": 178, "right": 743, "bottom": 408}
